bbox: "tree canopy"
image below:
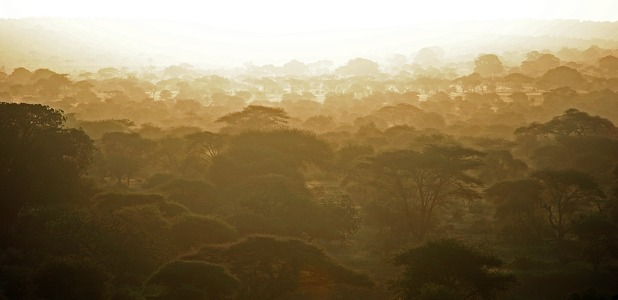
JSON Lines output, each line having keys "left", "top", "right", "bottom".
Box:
{"left": 391, "top": 239, "right": 514, "bottom": 300}
{"left": 0, "top": 102, "right": 94, "bottom": 245}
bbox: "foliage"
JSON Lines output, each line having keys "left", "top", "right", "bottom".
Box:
{"left": 346, "top": 145, "right": 484, "bottom": 243}
{"left": 533, "top": 169, "right": 604, "bottom": 259}
{"left": 146, "top": 260, "right": 240, "bottom": 300}
{"left": 573, "top": 215, "right": 618, "bottom": 270}
{"left": 474, "top": 54, "right": 504, "bottom": 78}
{"left": 216, "top": 105, "right": 289, "bottom": 132}
{"left": 0, "top": 102, "right": 94, "bottom": 245}
{"left": 485, "top": 179, "right": 546, "bottom": 241}
{"left": 35, "top": 258, "right": 109, "bottom": 300}
{"left": 391, "top": 239, "right": 514, "bottom": 299}
{"left": 515, "top": 108, "right": 615, "bottom": 137}
{"left": 184, "top": 235, "right": 374, "bottom": 299}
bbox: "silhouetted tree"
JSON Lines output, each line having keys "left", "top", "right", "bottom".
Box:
{"left": 346, "top": 146, "right": 484, "bottom": 243}
{"left": 184, "top": 131, "right": 227, "bottom": 162}
{"left": 474, "top": 54, "right": 504, "bottom": 78}
{"left": 336, "top": 58, "right": 380, "bottom": 77}
{"left": 35, "top": 258, "right": 109, "bottom": 300}
{"left": 146, "top": 260, "right": 240, "bottom": 300}
{"left": 184, "top": 236, "right": 373, "bottom": 300}
{"left": 521, "top": 53, "right": 560, "bottom": 77}
{"left": 485, "top": 179, "right": 546, "bottom": 241}
{"left": 538, "top": 66, "right": 586, "bottom": 90}
{"left": 515, "top": 108, "right": 616, "bottom": 137}
{"left": 216, "top": 105, "right": 289, "bottom": 133}
{"left": 0, "top": 103, "right": 94, "bottom": 245}
{"left": 573, "top": 215, "right": 617, "bottom": 270}
{"left": 533, "top": 170, "right": 603, "bottom": 260}
{"left": 598, "top": 55, "right": 618, "bottom": 77}
{"left": 391, "top": 239, "right": 514, "bottom": 299}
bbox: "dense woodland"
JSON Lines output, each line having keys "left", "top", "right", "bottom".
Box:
{"left": 1, "top": 45, "right": 618, "bottom": 299}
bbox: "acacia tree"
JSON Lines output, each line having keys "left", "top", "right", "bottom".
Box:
{"left": 391, "top": 239, "right": 514, "bottom": 299}
{"left": 485, "top": 179, "right": 546, "bottom": 241}
{"left": 573, "top": 215, "right": 617, "bottom": 270}
{"left": 0, "top": 103, "right": 94, "bottom": 245}
{"left": 183, "top": 236, "right": 373, "bottom": 300}
{"left": 146, "top": 260, "right": 240, "bottom": 300}
{"left": 209, "top": 128, "right": 333, "bottom": 186}
{"left": 184, "top": 131, "right": 227, "bottom": 162}
{"left": 474, "top": 54, "right": 504, "bottom": 78}
{"left": 515, "top": 108, "right": 616, "bottom": 137}
{"left": 346, "top": 146, "right": 484, "bottom": 243}
{"left": 537, "top": 66, "right": 586, "bottom": 90}
{"left": 216, "top": 105, "right": 289, "bottom": 133}
{"left": 533, "top": 169, "right": 604, "bottom": 259}
{"left": 96, "top": 132, "right": 154, "bottom": 185}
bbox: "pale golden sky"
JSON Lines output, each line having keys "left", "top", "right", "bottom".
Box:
{"left": 1, "top": 0, "right": 617, "bottom": 32}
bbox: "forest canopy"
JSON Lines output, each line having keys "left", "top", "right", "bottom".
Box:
{"left": 1, "top": 15, "right": 618, "bottom": 300}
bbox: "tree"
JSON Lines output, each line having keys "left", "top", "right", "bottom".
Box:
{"left": 184, "top": 131, "right": 227, "bottom": 164}
{"left": 477, "top": 150, "right": 528, "bottom": 185}
{"left": 474, "top": 54, "right": 504, "bottom": 78}
{"left": 485, "top": 179, "right": 546, "bottom": 241}
{"left": 90, "top": 192, "right": 238, "bottom": 277}
{"left": 35, "top": 258, "right": 109, "bottom": 300}
{"left": 281, "top": 59, "right": 309, "bottom": 76}
{"left": 216, "top": 105, "right": 289, "bottom": 133}
{"left": 159, "top": 89, "right": 174, "bottom": 100}
{"left": 573, "top": 215, "right": 617, "bottom": 270}
{"left": 503, "top": 73, "right": 534, "bottom": 91}
{"left": 336, "top": 144, "right": 374, "bottom": 169}
{"left": 455, "top": 73, "right": 483, "bottom": 92}
{"left": 336, "top": 58, "right": 380, "bottom": 77}
{"left": 222, "top": 173, "right": 337, "bottom": 240}
{"left": 538, "top": 66, "right": 586, "bottom": 90}
{"left": 391, "top": 239, "right": 514, "bottom": 299}
{"left": 146, "top": 260, "right": 240, "bottom": 300}
{"left": 533, "top": 170, "right": 604, "bottom": 259}
{"left": 598, "top": 55, "right": 618, "bottom": 77}
{"left": 346, "top": 146, "right": 484, "bottom": 243}
{"left": 96, "top": 132, "right": 154, "bottom": 185}
{"left": 158, "top": 178, "right": 220, "bottom": 215}
{"left": 521, "top": 53, "right": 560, "bottom": 77}
{"left": 371, "top": 103, "right": 446, "bottom": 129}
{"left": 302, "top": 115, "right": 337, "bottom": 133}
{"left": 414, "top": 47, "right": 445, "bottom": 67}
{"left": 224, "top": 129, "right": 332, "bottom": 169}
{"left": 0, "top": 103, "right": 94, "bottom": 245}
{"left": 515, "top": 108, "right": 616, "bottom": 137}
{"left": 170, "top": 214, "right": 239, "bottom": 251}
{"left": 183, "top": 236, "right": 373, "bottom": 300}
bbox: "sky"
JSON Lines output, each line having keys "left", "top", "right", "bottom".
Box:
{"left": 1, "top": 0, "right": 617, "bottom": 32}
{"left": 1, "top": 0, "right": 616, "bottom": 68}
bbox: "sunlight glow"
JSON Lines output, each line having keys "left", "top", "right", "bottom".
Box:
{"left": 1, "top": 0, "right": 617, "bottom": 32}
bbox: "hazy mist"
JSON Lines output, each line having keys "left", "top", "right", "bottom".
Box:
{"left": 2, "top": 1, "right": 618, "bottom": 299}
